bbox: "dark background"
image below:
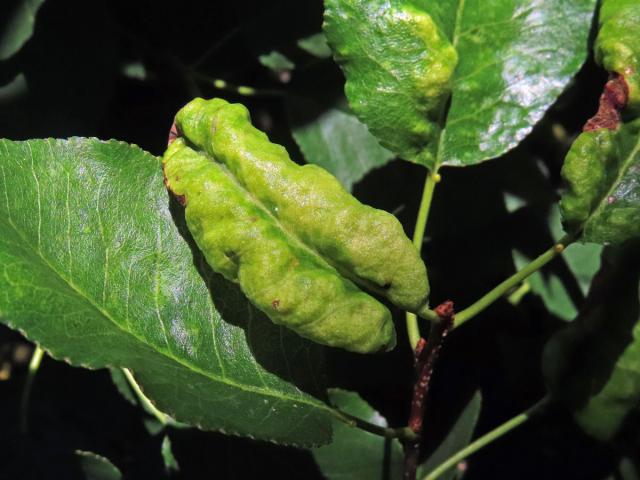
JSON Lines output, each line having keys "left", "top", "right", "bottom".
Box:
{"left": 0, "top": 0, "right": 630, "bottom": 478}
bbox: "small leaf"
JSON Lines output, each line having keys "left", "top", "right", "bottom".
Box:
{"left": 313, "top": 389, "right": 404, "bottom": 480}
{"left": 288, "top": 98, "right": 395, "bottom": 190}
{"left": 297, "top": 33, "right": 332, "bottom": 59}
{"left": 258, "top": 51, "right": 295, "bottom": 72}
{"left": 560, "top": 119, "right": 640, "bottom": 245}
{"left": 543, "top": 245, "right": 640, "bottom": 440}
{"left": 161, "top": 435, "right": 180, "bottom": 474}
{"left": 0, "top": 138, "right": 333, "bottom": 446}
{"left": 75, "top": 451, "right": 122, "bottom": 480}
{"left": 0, "top": 0, "right": 46, "bottom": 60}
{"left": 418, "top": 390, "right": 482, "bottom": 480}
{"left": 512, "top": 206, "right": 602, "bottom": 321}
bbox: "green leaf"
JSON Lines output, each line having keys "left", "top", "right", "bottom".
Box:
{"left": 542, "top": 245, "right": 640, "bottom": 440}
{"left": 288, "top": 98, "right": 395, "bottom": 190}
{"left": 258, "top": 51, "right": 295, "bottom": 72}
{"left": 595, "top": 0, "right": 640, "bottom": 109}
{"left": 560, "top": 119, "right": 640, "bottom": 245}
{"left": 161, "top": 434, "right": 180, "bottom": 474}
{"left": 512, "top": 206, "right": 602, "bottom": 321}
{"left": 0, "top": 0, "right": 45, "bottom": 60}
{"left": 313, "top": 389, "right": 404, "bottom": 480}
{"left": 418, "top": 390, "right": 482, "bottom": 480}
{"left": 297, "top": 33, "right": 332, "bottom": 59}
{"left": 425, "top": 0, "right": 596, "bottom": 166}
{"left": 0, "top": 138, "right": 333, "bottom": 446}
{"left": 75, "top": 451, "right": 122, "bottom": 480}
{"left": 324, "top": 0, "right": 458, "bottom": 167}
{"left": 325, "top": 0, "right": 596, "bottom": 168}
{"left": 109, "top": 367, "right": 138, "bottom": 406}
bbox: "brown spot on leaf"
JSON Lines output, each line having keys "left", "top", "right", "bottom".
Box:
{"left": 168, "top": 121, "right": 180, "bottom": 145}
{"left": 584, "top": 75, "right": 629, "bottom": 131}
{"left": 272, "top": 299, "right": 280, "bottom": 309}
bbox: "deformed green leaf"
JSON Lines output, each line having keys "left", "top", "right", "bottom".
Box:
{"left": 542, "top": 245, "right": 640, "bottom": 440}
{"left": 168, "top": 98, "right": 430, "bottom": 353}
{"left": 324, "top": 0, "right": 458, "bottom": 167}
{"left": 0, "top": 0, "right": 45, "bottom": 60}
{"left": 312, "top": 389, "right": 404, "bottom": 480}
{"left": 418, "top": 390, "right": 482, "bottom": 480}
{"left": 560, "top": 118, "right": 640, "bottom": 245}
{"left": 0, "top": 138, "right": 333, "bottom": 446}
{"left": 595, "top": 0, "right": 640, "bottom": 110}
{"left": 288, "top": 98, "right": 395, "bottom": 190}
{"left": 324, "top": 0, "right": 596, "bottom": 168}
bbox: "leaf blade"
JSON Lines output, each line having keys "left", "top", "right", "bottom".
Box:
{"left": 0, "top": 138, "right": 333, "bottom": 446}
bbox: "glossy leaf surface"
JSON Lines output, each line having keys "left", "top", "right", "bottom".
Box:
{"left": 325, "top": 0, "right": 596, "bottom": 168}
{"left": 313, "top": 389, "right": 404, "bottom": 480}
{"left": 561, "top": 119, "right": 640, "bottom": 244}
{"left": 543, "top": 246, "right": 640, "bottom": 440}
{"left": 0, "top": 138, "right": 333, "bottom": 446}
{"left": 428, "top": 0, "right": 596, "bottom": 166}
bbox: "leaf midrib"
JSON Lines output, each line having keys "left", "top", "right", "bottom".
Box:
{"left": 0, "top": 146, "right": 331, "bottom": 416}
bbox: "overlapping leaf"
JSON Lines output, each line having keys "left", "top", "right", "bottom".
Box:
{"left": 325, "top": 0, "right": 596, "bottom": 168}
{"left": 0, "top": 138, "right": 333, "bottom": 446}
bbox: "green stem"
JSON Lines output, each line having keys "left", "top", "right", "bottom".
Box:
{"left": 122, "top": 368, "right": 169, "bottom": 426}
{"left": 423, "top": 397, "right": 550, "bottom": 480}
{"left": 455, "top": 235, "right": 574, "bottom": 328}
{"left": 406, "top": 170, "right": 441, "bottom": 348}
{"left": 20, "top": 345, "right": 45, "bottom": 435}
{"left": 507, "top": 281, "right": 531, "bottom": 306}
{"left": 333, "top": 408, "right": 418, "bottom": 441}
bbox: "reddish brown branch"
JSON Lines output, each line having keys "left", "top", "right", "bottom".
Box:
{"left": 583, "top": 74, "right": 629, "bottom": 131}
{"left": 404, "top": 301, "right": 455, "bottom": 480}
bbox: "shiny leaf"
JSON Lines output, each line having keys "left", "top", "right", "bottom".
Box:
{"left": 0, "top": 138, "right": 333, "bottom": 446}
{"left": 325, "top": 0, "right": 596, "bottom": 168}
{"left": 313, "top": 389, "right": 404, "bottom": 480}
{"left": 423, "top": 0, "right": 597, "bottom": 166}
{"left": 560, "top": 119, "right": 640, "bottom": 244}
{"left": 75, "top": 451, "right": 122, "bottom": 480}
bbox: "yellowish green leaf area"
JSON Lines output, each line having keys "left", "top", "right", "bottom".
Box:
{"left": 165, "top": 98, "right": 429, "bottom": 353}
{"left": 596, "top": 0, "right": 640, "bottom": 110}
{"left": 0, "top": 138, "right": 335, "bottom": 447}
{"left": 324, "top": 0, "right": 596, "bottom": 168}
{"left": 560, "top": 120, "right": 640, "bottom": 244}
{"left": 323, "top": 0, "right": 457, "bottom": 167}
